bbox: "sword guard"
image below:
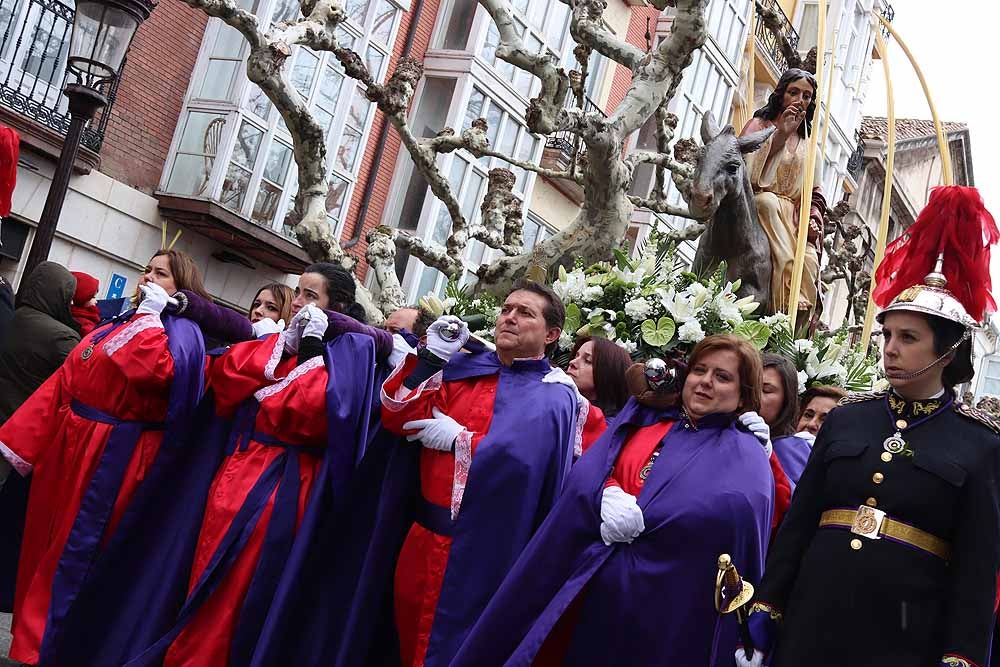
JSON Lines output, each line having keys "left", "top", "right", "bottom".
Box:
{"left": 715, "top": 553, "right": 755, "bottom": 614}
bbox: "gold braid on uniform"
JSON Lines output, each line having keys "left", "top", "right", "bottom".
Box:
{"left": 953, "top": 403, "right": 1000, "bottom": 435}
{"left": 942, "top": 655, "right": 978, "bottom": 667}
{"left": 837, "top": 389, "right": 889, "bottom": 407}
{"left": 748, "top": 601, "right": 783, "bottom": 622}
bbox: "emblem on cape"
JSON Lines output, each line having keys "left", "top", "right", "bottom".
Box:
{"left": 81, "top": 343, "right": 94, "bottom": 360}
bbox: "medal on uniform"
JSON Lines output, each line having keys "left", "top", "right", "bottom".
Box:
{"left": 81, "top": 343, "right": 94, "bottom": 360}
{"left": 882, "top": 431, "right": 906, "bottom": 454}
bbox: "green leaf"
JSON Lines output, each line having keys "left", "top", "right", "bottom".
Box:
{"left": 733, "top": 321, "right": 771, "bottom": 350}
{"left": 612, "top": 248, "right": 635, "bottom": 272}
{"left": 641, "top": 317, "right": 676, "bottom": 347}
{"left": 564, "top": 303, "right": 581, "bottom": 336}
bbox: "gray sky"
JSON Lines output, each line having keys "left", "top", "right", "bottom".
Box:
{"left": 862, "top": 0, "right": 999, "bottom": 282}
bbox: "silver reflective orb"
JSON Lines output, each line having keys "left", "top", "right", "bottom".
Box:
{"left": 644, "top": 358, "right": 674, "bottom": 392}
{"left": 439, "top": 321, "right": 461, "bottom": 341}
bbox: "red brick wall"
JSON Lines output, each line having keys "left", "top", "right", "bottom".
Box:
{"left": 100, "top": 0, "right": 208, "bottom": 192}
{"left": 342, "top": 0, "right": 441, "bottom": 278}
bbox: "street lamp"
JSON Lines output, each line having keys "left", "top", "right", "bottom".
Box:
{"left": 23, "top": 0, "right": 154, "bottom": 277}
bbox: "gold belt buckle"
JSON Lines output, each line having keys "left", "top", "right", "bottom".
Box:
{"left": 851, "top": 505, "right": 886, "bottom": 540}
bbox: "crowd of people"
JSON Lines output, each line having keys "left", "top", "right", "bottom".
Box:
{"left": 0, "top": 186, "right": 997, "bottom": 667}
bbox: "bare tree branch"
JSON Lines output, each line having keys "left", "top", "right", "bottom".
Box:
{"left": 478, "top": 0, "right": 571, "bottom": 134}
{"left": 628, "top": 195, "right": 699, "bottom": 219}
{"left": 661, "top": 221, "right": 708, "bottom": 243}
{"left": 395, "top": 232, "right": 465, "bottom": 277}
{"left": 568, "top": 0, "right": 645, "bottom": 71}
{"left": 365, "top": 226, "right": 406, "bottom": 314}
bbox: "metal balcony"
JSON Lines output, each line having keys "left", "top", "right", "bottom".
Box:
{"left": 0, "top": 0, "right": 120, "bottom": 153}
{"left": 847, "top": 130, "right": 865, "bottom": 182}
{"left": 540, "top": 91, "right": 605, "bottom": 202}
{"left": 754, "top": 0, "right": 799, "bottom": 75}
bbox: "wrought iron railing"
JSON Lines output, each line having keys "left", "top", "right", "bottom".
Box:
{"left": 545, "top": 91, "right": 605, "bottom": 155}
{"left": 879, "top": 2, "right": 895, "bottom": 39}
{"left": 847, "top": 130, "right": 865, "bottom": 181}
{"left": 754, "top": 0, "right": 799, "bottom": 74}
{"left": 0, "top": 0, "right": 120, "bottom": 152}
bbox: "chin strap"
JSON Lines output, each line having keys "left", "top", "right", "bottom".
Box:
{"left": 886, "top": 329, "right": 970, "bottom": 380}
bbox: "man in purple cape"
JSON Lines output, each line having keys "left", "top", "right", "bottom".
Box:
{"left": 333, "top": 283, "right": 579, "bottom": 667}
{"left": 451, "top": 397, "right": 774, "bottom": 667}
{"left": 42, "top": 331, "right": 381, "bottom": 666}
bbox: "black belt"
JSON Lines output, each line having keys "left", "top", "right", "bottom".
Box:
{"left": 415, "top": 497, "right": 454, "bottom": 537}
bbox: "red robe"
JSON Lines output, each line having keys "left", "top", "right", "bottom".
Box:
{"left": 164, "top": 335, "right": 329, "bottom": 667}
{"left": 380, "top": 356, "right": 506, "bottom": 667}
{"left": 0, "top": 313, "right": 174, "bottom": 665}
{"left": 580, "top": 404, "right": 607, "bottom": 455}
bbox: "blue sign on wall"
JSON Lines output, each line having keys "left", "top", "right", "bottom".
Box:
{"left": 106, "top": 273, "right": 128, "bottom": 300}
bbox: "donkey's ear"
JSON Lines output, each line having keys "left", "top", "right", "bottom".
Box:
{"left": 737, "top": 125, "right": 776, "bottom": 154}
{"left": 700, "top": 111, "right": 721, "bottom": 144}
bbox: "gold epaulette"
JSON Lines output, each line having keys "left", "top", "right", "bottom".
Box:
{"left": 837, "top": 389, "right": 889, "bottom": 407}
{"left": 953, "top": 403, "right": 1000, "bottom": 435}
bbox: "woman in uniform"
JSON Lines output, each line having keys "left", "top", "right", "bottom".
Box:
{"left": 738, "top": 186, "right": 1000, "bottom": 667}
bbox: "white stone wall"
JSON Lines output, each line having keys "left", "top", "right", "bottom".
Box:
{"left": 4, "top": 147, "right": 290, "bottom": 311}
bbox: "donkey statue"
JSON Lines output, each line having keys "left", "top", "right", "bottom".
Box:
{"left": 689, "top": 111, "right": 776, "bottom": 311}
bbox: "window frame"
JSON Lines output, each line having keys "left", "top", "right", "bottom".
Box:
{"left": 159, "top": 0, "right": 405, "bottom": 241}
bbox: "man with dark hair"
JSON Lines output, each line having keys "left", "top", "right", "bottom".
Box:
{"left": 384, "top": 305, "right": 435, "bottom": 340}
{"left": 340, "top": 282, "right": 578, "bottom": 667}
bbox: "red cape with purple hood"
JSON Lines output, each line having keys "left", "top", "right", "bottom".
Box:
{"left": 321, "top": 341, "right": 578, "bottom": 667}
{"left": 451, "top": 398, "right": 774, "bottom": 667}
{"left": 39, "top": 332, "right": 382, "bottom": 666}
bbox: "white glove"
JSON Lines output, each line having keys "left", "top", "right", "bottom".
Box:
{"left": 739, "top": 411, "right": 773, "bottom": 457}
{"left": 252, "top": 318, "right": 285, "bottom": 338}
{"left": 794, "top": 429, "right": 816, "bottom": 446}
{"left": 136, "top": 283, "right": 170, "bottom": 317}
{"left": 283, "top": 308, "right": 309, "bottom": 354}
{"left": 542, "top": 367, "right": 586, "bottom": 404}
{"left": 388, "top": 333, "right": 416, "bottom": 369}
{"left": 402, "top": 407, "right": 469, "bottom": 452}
{"left": 599, "top": 485, "right": 645, "bottom": 545}
{"left": 734, "top": 648, "right": 765, "bottom": 667}
{"left": 301, "top": 304, "right": 329, "bottom": 340}
{"left": 424, "top": 315, "right": 469, "bottom": 361}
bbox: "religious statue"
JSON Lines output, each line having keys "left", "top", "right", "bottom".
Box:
{"left": 740, "top": 68, "right": 827, "bottom": 318}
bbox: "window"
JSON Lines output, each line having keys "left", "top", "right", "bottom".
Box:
{"left": 980, "top": 358, "right": 1000, "bottom": 398}
{"left": 706, "top": 0, "right": 752, "bottom": 64}
{"left": 477, "top": 0, "right": 576, "bottom": 100}
{"left": 403, "top": 85, "right": 545, "bottom": 301}
{"left": 162, "top": 0, "right": 402, "bottom": 240}
{"left": 841, "top": 2, "right": 869, "bottom": 88}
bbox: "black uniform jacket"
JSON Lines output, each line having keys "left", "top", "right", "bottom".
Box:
{"left": 755, "top": 390, "right": 1000, "bottom": 667}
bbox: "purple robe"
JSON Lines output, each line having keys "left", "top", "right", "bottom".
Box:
{"left": 43, "top": 332, "right": 378, "bottom": 667}
{"left": 451, "top": 399, "right": 774, "bottom": 667}
{"left": 334, "top": 343, "right": 579, "bottom": 667}
{"left": 772, "top": 435, "right": 812, "bottom": 489}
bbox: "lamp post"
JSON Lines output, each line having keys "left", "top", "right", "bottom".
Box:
{"left": 23, "top": 0, "right": 153, "bottom": 277}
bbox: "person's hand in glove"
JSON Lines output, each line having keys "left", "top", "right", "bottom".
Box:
{"left": 402, "top": 407, "right": 469, "bottom": 452}
{"left": 739, "top": 411, "right": 772, "bottom": 457}
{"left": 599, "top": 485, "right": 645, "bottom": 545}
{"left": 301, "top": 304, "right": 329, "bottom": 340}
{"left": 252, "top": 318, "right": 285, "bottom": 338}
{"left": 136, "top": 282, "right": 170, "bottom": 317}
{"left": 424, "top": 315, "right": 469, "bottom": 362}
{"left": 734, "top": 649, "right": 765, "bottom": 667}
{"left": 794, "top": 429, "right": 816, "bottom": 445}
{"left": 283, "top": 307, "right": 310, "bottom": 355}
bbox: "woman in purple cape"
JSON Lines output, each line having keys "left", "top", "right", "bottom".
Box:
{"left": 452, "top": 334, "right": 775, "bottom": 666}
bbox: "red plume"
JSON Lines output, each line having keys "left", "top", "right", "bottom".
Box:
{"left": 872, "top": 186, "right": 1000, "bottom": 323}
{"left": 0, "top": 124, "right": 18, "bottom": 218}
